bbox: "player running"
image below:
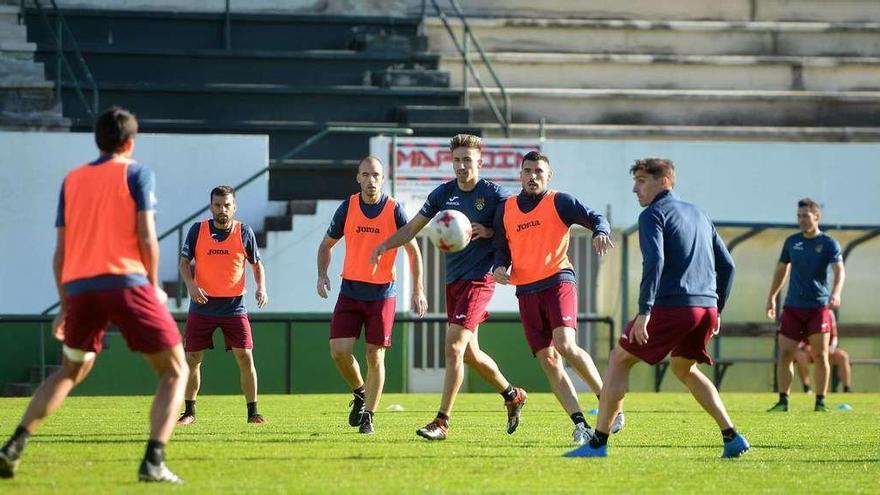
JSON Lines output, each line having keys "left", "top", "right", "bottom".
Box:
{"left": 567, "top": 158, "right": 748, "bottom": 458}
{"left": 176, "top": 185, "right": 269, "bottom": 425}
{"left": 492, "top": 151, "right": 623, "bottom": 445}
{"left": 317, "top": 157, "right": 427, "bottom": 434}
{"left": 0, "top": 107, "right": 188, "bottom": 482}
{"left": 766, "top": 198, "right": 845, "bottom": 412}
{"left": 371, "top": 134, "right": 526, "bottom": 441}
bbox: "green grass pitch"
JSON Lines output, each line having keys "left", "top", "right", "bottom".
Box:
{"left": 1, "top": 393, "right": 878, "bottom": 493}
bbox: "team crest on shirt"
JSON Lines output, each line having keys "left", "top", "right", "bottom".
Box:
{"left": 475, "top": 197, "right": 485, "bottom": 211}
{"left": 815, "top": 244, "right": 823, "bottom": 253}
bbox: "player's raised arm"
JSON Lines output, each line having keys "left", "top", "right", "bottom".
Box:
{"left": 370, "top": 213, "right": 429, "bottom": 264}
{"left": 317, "top": 234, "right": 339, "bottom": 298}
{"left": 554, "top": 192, "right": 614, "bottom": 256}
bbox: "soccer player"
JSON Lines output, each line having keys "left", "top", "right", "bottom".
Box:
{"left": 176, "top": 185, "right": 268, "bottom": 425}
{"left": 766, "top": 198, "right": 845, "bottom": 412}
{"left": 0, "top": 107, "right": 188, "bottom": 482}
{"left": 567, "top": 158, "right": 748, "bottom": 458}
{"left": 317, "top": 157, "right": 427, "bottom": 434}
{"left": 492, "top": 151, "right": 624, "bottom": 445}
{"left": 370, "top": 134, "right": 527, "bottom": 441}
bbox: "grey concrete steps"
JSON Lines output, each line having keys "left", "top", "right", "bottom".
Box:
{"left": 479, "top": 122, "right": 880, "bottom": 142}
{"left": 443, "top": 52, "right": 880, "bottom": 91}
{"left": 426, "top": 18, "right": 880, "bottom": 57}
{"left": 417, "top": 0, "right": 880, "bottom": 23}
{"left": 468, "top": 87, "right": 880, "bottom": 127}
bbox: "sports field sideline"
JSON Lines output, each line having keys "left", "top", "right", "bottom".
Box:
{"left": 1, "top": 392, "right": 877, "bottom": 494}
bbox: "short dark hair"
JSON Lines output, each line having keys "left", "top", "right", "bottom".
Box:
{"left": 94, "top": 106, "right": 138, "bottom": 153}
{"left": 210, "top": 185, "right": 236, "bottom": 200}
{"left": 797, "top": 197, "right": 821, "bottom": 214}
{"left": 521, "top": 151, "right": 550, "bottom": 167}
{"left": 630, "top": 158, "right": 676, "bottom": 185}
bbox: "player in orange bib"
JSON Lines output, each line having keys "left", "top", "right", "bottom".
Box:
{"left": 317, "top": 157, "right": 427, "bottom": 434}
{"left": 492, "top": 151, "right": 621, "bottom": 445}
{"left": 0, "top": 107, "right": 187, "bottom": 483}
{"left": 176, "top": 185, "right": 269, "bottom": 425}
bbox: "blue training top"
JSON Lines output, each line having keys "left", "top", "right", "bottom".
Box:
{"left": 55, "top": 155, "right": 155, "bottom": 296}
{"left": 637, "top": 190, "right": 735, "bottom": 314}
{"left": 181, "top": 221, "right": 260, "bottom": 316}
{"left": 327, "top": 194, "right": 409, "bottom": 301}
{"left": 419, "top": 179, "right": 510, "bottom": 284}
{"left": 493, "top": 189, "right": 611, "bottom": 295}
{"left": 779, "top": 232, "right": 842, "bottom": 309}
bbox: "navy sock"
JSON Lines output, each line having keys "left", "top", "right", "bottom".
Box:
{"left": 184, "top": 400, "right": 196, "bottom": 416}
{"left": 144, "top": 440, "right": 165, "bottom": 465}
{"left": 247, "top": 402, "right": 258, "bottom": 417}
{"left": 353, "top": 387, "right": 365, "bottom": 400}
{"left": 778, "top": 392, "right": 789, "bottom": 404}
{"left": 815, "top": 394, "right": 825, "bottom": 406}
{"left": 501, "top": 385, "right": 516, "bottom": 401}
{"left": 3, "top": 426, "right": 30, "bottom": 455}
{"left": 721, "top": 427, "right": 737, "bottom": 443}
{"left": 589, "top": 430, "right": 609, "bottom": 448}
{"left": 436, "top": 412, "right": 449, "bottom": 422}
{"left": 570, "top": 412, "right": 586, "bottom": 426}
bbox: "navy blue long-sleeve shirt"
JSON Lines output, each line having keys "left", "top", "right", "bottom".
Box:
{"left": 637, "top": 190, "right": 735, "bottom": 314}
{"left": 493, "top": 189, "right": 610, "bottom": 295}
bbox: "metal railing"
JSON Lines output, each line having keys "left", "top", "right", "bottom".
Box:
{"left": 39, "top": 126, "right": 414, "bottom": 314}
{"left": 422, "top": 0, "right": 512, "bottom": 136}
{"left": 30, "top": 0, "right": 99, "bottom": 119}
{"left": 0, "top": 313, "right": 615, "bottom": 393}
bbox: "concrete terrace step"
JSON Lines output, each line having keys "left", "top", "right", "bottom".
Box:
{"left": 59, "top": 82, "right": 462, "bottom": 123}
{"left": 36, "top": 47, "right": 441, "bottom": 86}
{"left": 425, "top": 17, "right": 880, "bottom": 57}
{"left": 479, "top": 123, "right": 880, "bottom": 142}
{"left": 468, "top": 87, "right": 880, "bottom": 127}
{"left": 443, "top": 52, "right": 880, "bottom": 91}
{"left": 418, "top": 0, "right": 880, "bottom": 23}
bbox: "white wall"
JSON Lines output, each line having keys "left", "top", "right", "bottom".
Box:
{"left": 0, "top": 131, "right": 268, "bottom": 314}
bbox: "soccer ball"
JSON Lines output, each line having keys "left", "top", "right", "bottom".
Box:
{"left": 427, "top": 209, "right": 472, "bottom": 253}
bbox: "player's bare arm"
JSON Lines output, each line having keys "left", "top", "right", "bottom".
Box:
{"left": 136, "top": 209, "right": 167, "bottom": 304}
{"left": 766, "top": 261, "right": 790, "bottom": 319}
{"left": 316, "top": 235, "right": 338, "bottom": 298}
{"left": 631, "top": 313, "right": 650, "bottom": 345}
{"left": 51, "top": 227, "right": 66, "bottom": 340}
{"left": 370, "top": 213, "right": 429, "bottom": 264}
{"left": 253, "top": 260, "right": 268, "bottom": 308}
{"left": 829, "top": 261, "right": 845, "bottom": 309}
{"left": 403, "top": 238, "right": 427, "bottom": 317}
{"left": 178, "top": 256, "right": 207, "bottom": 305}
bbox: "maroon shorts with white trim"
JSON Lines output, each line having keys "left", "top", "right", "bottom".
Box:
{"left": 64, "top": 284, "right": 181, "bottom": 355}
{"left": 779, "top": 306, "right": 832, "bottom": 342}
{"left": 445, "top": 274, "right": 495, "bottom": 331}
{"left": 329, "top": 294, "right": 396, "bottom": 347}
{"left": 619, "top": 306, "right": 718, "bottom": 365}
{"left": 183, "top": 312, "right": 253, "bottom": 352}
{"left": 517, "top": 282, "right": 578, "bottom": 354}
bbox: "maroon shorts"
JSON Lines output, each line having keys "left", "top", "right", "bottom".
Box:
{"left": 329, "top": 294, "right": 396, "bottom": 347}
{"left": 779, "top": 306, "right": 832, "bottom": 342}
{"left": 446, "top": 274, "right": 495, "bottom": 331}
{"left": 517, "top": 282, "right": 578, "bottom": 354}
{"left": 183, "top": 313, "right": 252, "bottom": 352}
{"left": 63, "top": 284, "right": 181, "bottom": 355}
{"left": 619, "top": 306, "right": 718, "bottom": 365}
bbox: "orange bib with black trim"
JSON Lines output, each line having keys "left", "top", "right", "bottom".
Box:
{"left": 194, "top": 220, "right": 247, "bottom": 297}
{"left": 503, "top": 190, "right": 572, "bottom": 286}
{"left": 61, "top": 157, "right": 147, "bottom": 283}
{"left": 341, "top": 194, "right": 398, "bottom": 284}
